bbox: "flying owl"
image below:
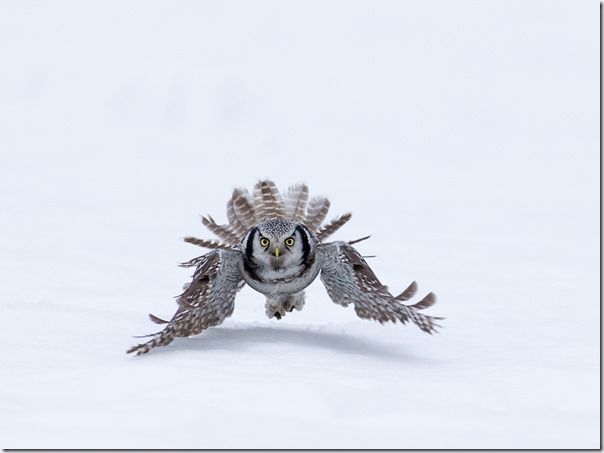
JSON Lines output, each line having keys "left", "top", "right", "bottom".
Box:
{"left": 127, "top": 180, "right": 442, "bottom": 355}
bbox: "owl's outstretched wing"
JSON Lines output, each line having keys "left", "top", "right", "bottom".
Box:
{"left": 316, "top": 242, "right": 442, "bottom": 333}
{"left": 127, "top": 249, "right": 244, "bottom": 355}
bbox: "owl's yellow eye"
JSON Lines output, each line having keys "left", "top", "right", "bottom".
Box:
{"left": 284, "top": 237, "right": 295, "bottom": 247}
{"left": 259, "top": 237, "right": 270, "bottom": 248}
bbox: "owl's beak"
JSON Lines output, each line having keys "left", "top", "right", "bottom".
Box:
{"left": 273, "top": 246, "right": 281, "bottom": 258}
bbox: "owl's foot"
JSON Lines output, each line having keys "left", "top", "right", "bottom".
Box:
{"left": 283, "top": 292, "right": 305, "bottom": 312}
{"left": 265, "top": 292, "right": 305, "bottom": 320}
{"left": 266, "top": 302, "right": 287, "bottom": 320}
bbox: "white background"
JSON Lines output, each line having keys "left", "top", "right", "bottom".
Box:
{"left": 0, "top": 0, "right": 599, "bottom": 448}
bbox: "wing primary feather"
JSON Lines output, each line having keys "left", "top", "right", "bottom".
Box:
{"left": 184, "top": 236, "right": 235, "bottom": 250}
{"left": 316, "top": 212, "right": 352, "bottom": 241}
{"left": 148, "top": 313, "right": 170, "bottom": 324}
{"left": 201, "top": 216, "right": 241, "bottom": 244}
{"left": 132, "top": 332, "right": 162, "bottom": 338}
{"left": 410, "top": 292, "right": 437, "bottom": 310}
{"left": 348, "top": 235, "right": 371, "bottom": 245}
{"left": 394, "top": 281, "right": 418, "bottom": 301}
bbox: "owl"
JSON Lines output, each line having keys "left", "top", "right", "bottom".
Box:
{"left": 127, "top": 180, "right": 442, "bottom": 355}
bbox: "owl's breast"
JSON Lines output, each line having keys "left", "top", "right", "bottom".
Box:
{"left": 239, "top": 255, "right": 320, "bottom": 296}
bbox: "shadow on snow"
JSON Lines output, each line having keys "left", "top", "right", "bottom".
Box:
{"left": 145, "top": 323, "right": 432, "bottom": 364}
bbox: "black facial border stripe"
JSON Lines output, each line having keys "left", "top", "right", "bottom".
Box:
{"left": 245, "top": 227, "right": 258, "bottom": 261}
{"left": 295, "top": 224, "right": 310, "bottom": 265}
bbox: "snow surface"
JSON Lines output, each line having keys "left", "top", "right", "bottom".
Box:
{"left": 0, "top": 0, "right": 599, "bottom": 449}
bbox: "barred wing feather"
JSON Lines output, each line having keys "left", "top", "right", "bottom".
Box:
{"left": 316, "top": 242, "right": 442, "bottom": 334}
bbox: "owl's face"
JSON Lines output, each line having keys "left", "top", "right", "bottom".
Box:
{"left": 243, "top": 219, "right": 314, "bottom": 272}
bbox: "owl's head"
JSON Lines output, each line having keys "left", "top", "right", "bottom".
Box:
{"left": 242, "top": 218, "right": 315, "bottom": 271}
